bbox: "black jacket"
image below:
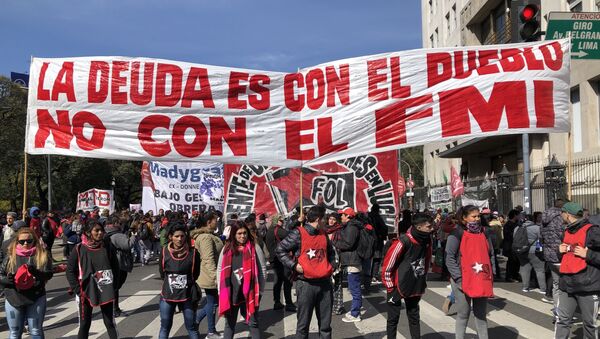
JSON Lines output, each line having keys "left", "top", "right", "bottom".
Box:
{"left": 276, "top": 223, "right": 336, "bottom": 281}
{"left": 333, "top": 218, "right": 362, "bottom": 267}
{"left": 266, "top": 225, "right": 288, "bottom": 263}
{"left": 0, "top": 252, "right": 53, "bottom": 307}
{"left": 559, "top": 219, "right": 600, "bottom": 294}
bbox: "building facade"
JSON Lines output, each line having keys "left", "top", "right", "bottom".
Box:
{"left": 421, "top": 0, "right": 600, "bottom": 212}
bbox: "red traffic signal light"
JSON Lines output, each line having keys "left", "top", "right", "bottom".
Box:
{"left": 520, "top": 4, "right": 538, "bottom": 22}
{"left": 519, "top": 3, "right": 541, "bottom": 41}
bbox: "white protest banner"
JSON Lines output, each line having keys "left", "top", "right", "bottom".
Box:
{"left": 26, "top": 40, "right": 570, "bottom": 167}
{"left": 430, "top": 185, "right": 452, "bottom": 203}
{"left": 76, "top": 188, "right": 114, "bottom": 213}
{"left": 461, "top": 197, "right": 489, "bottom": 210}
{"left": 141, "top": 161, "right": 224, "bottom": 215}
{"left": 129, "top": 203, "right": 141, "bottom": 212}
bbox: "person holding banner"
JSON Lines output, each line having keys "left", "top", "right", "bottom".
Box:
{"left": 158, "top": 223, "right": 201, "bottom": 339}
{"left": 445, "top": 205, "right": 495, "bottom": 339}
{"left": 66, "top": 219, "right": 119, "bottom": 339}
{"left": 217, "top": 221, "right": 266, "bottom": 339}
{"left": 0, "top": 227, "right": 53, "bottom": 339}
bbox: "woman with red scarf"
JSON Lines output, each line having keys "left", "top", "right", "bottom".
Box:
{"left": 217, "top": 221, "right": 266, "bottom": 339}
{"left": 0, "top": 227, "right": 53, "bottom": 339}
{"left": 445, "top": 205, "right": 495, "bottom": 339}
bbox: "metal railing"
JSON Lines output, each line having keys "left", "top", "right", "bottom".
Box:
{"left": 411, "top": 155, "right": 600, "bottom": 215}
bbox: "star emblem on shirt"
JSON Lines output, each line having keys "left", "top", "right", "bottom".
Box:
{"left": 234, "top": 268, "right": 244, "bottom": 281}
{"left": 306, "top": 248, "right": 316, "bottom": 259}
{"left": 472, "top": 262, "right": 483, "bottom": 274}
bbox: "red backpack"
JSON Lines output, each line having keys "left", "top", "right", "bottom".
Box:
{"left": 15, "top": 264, "right": 35, "bottom": 290}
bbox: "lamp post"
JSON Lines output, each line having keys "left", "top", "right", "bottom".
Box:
{"left": 544, "top": 154, "right": 566, "bottom": 209}
{"left": 496, "top": 164, "right": 511, "bottom": 215}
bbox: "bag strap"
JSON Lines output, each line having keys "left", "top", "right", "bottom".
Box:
{"left": 161, "top": 246, "right": 166, "bottom": 272}
{"left": 274, "top": 225, "right": 281, "bottom": 243}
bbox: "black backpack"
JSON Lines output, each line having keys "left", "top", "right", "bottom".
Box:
{"left": 357, "top": 225, "right": 376, "bottom": 260}
{"left": 512, "top": 224, "right": 533, "bottom": 255}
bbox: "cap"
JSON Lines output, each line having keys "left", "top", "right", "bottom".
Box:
{"left": 562, "top": 202, "right": 583, "bottom": 216}
{"left": 337, "top": 207, "right": 356, "bottom": 217}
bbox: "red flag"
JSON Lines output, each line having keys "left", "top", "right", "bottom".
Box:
{"left": 397, "top": 176, "right": 406, "bottom": 197}
{"left": 141, "top": 162, "right": 155, "bottom": 191}
{"left": 450, "top": 165, "right": 464, "bottom": 197}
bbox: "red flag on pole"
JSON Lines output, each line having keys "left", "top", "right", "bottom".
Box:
{"left": 398, "top": 176, "right": 406, "bottom": 197}
{"left": 450, "top": 165, "right": 464, "bottom": 197}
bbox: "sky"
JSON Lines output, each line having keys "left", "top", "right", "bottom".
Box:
{"left": 1, "top": 0, "right": 422, "bottom": 76}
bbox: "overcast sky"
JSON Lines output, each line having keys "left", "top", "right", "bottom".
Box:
{"left": 1, "top": 0, "right": 422, "bottom": 75}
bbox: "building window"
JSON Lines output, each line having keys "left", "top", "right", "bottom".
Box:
{"left": 571, "top": 88, "right": 582, "bottom": 153}
{"left": 446, "top": 12, "right": 451, "bottom": 36}
{"left": 481, "top": 18, "right": 492, "bottom": 44}
{"left": 569, "top": 0, "right": 583, "bottom": 12}
{"left": 451, "top": 4, "right": 457, "bottom": 31}
{"left": 429, "top": 0, "right": 433, "bottom": 21}
{"left": 593, "top": 81, "right": 600, "bottom": 146}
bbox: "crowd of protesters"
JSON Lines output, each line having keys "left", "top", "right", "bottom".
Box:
{"left": 0, "top": 198, "right": 598, "bottom": 338}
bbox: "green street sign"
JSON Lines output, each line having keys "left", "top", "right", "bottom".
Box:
{"left": 546, "top": 12, "right": 600, "bottom": 60}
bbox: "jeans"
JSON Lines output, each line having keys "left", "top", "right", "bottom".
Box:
{"left": 5, "top": 295, "right": 46, "bottom": 339}
{"left": 347, "top": 272, "right": 362, "bottom": 317}
{"left": 196, "top": 288, "right": 218, "bottom": 333}
{"left": 159, "top": 299, "right": 199, "bottom": 339}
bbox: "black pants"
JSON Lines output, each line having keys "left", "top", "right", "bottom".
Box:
{"left": 505, "top": 250, "right": 521, "bottom": 281}
{"left": 296, "top": 279, "right": 332, "bottom": 339}
{"left": 387, "top": 296, "right": 421, "bottom": 339}
{"left": 79, "top": 297, "right": 117, "bottom": 339}
{"left": 114, "top": 271, "right": 128, "bottom": 311}
{"left": 273, "top": 259, "right": 293, "bottom": 305}
{"left": 223, "top": 302, "right": 260, "bottom": 339}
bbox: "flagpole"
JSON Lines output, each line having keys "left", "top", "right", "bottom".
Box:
{"left": 22, "top": 152, "right": 28, "bottom": 221}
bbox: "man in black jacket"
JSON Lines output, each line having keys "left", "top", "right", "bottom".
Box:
{"left": 265, "top": 214, "right": 295, "bottom": 312}
{"left": 502, "top": 210, "right": 521, "bottom": 282}
{"left": 333, "top": 207, "right": 363, "bottom": 323}
{"left": 555, "top": 202, "right": 600, "bottom": 338}
{"left": 276, "top": 206, "right": 336, "bottom": 339}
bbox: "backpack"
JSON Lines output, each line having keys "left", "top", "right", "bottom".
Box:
{"left": 512, "top": 224, "right": 532, "bottom": 254}
{"left": 107, "top": 234, "right": 134, "bottom": 272}
{"left": 357, "top": 224, "right": 376, "bottom": 260}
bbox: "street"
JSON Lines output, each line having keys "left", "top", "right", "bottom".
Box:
{"left": 0, "top": 256, "right": 580, "bottom": 339}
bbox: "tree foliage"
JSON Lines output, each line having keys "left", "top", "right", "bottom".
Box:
{"left": 0, "top": 76, "right": 141, "bottom": 212}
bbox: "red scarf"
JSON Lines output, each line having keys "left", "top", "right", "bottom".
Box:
{"left": 219, "top": 242, "right": 260, "bottom": 323}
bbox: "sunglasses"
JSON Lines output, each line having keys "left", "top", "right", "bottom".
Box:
{"left": 18, "top": 239, "right": 34, "bottom": 245}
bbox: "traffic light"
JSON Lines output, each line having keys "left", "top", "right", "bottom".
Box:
{"left": 511, "top": 0, "right": 542, "bottom": 42}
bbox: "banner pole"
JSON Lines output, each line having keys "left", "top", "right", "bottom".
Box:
{"left": 22, "top": 152, "right": 28, "bottom": 220}
{"left": 567, "top": 132, "right": 573, "bottom": 200}
{"left": 299, "top": 167, "right": 303, "bottom": 212}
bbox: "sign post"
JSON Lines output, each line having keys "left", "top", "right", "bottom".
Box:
{"left": 546, "top": 12, "right": 600, "bottom": 59}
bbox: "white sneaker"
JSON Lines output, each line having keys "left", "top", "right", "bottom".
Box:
{"left": 342, "top": 313, "right": 361, "bottom": 322}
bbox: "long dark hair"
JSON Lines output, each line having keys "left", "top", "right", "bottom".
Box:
{"left": 223, "top": 221, "right": 254, "bottom": 254}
